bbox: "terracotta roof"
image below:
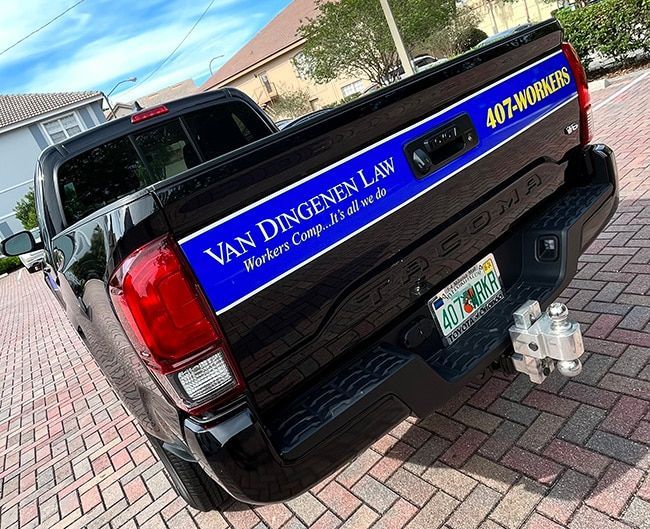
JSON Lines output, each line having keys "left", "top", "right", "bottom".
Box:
{"left": 0, "top": 91, "right": 102, "bottom": 129}
{"left": 201, "top": 0, "right": 321, "bottom": 90}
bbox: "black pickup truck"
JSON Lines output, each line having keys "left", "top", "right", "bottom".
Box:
{"left": 2, "top": 20, "right": 618, "bottom": 511}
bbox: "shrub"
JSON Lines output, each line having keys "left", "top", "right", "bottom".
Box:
{"left": 556, "top": 0, "right": 650, "bottom": 70}
{"left": 267, "top": 87, "right": 313, "bottom": 119}
{"left": 456, "top": 27, "right": 488, "bottom": 53}
{"left": 0, "top": 256, "right": 22, "bottom": 275}
{"left": 425, "top": 8, "right": 485, "bottom": 58}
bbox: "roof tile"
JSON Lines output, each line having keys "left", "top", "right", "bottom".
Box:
{"left": 0, "top": 91, "right": 101, "bottom": 129}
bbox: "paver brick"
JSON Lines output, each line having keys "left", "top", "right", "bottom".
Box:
{"left": 569, "top": 505, "right": 633, "bottom": 529}
{"left": 351, "top": 475, "right": 398, "bottom": 513}
{"left": 462, "top": 455, "right": 519, "bottom": 494}
{"left": 418, "top": 413, "right": 466, "bottom": 441}
{"left": 454, "top": 406, "right": 503, "bottom": 434}
{"left": 558, "top": 404, "right": 606, "bottom": 446}
{"left": 422, "top": 461, "right": 478, "bottom": 500}
{"left": 373, "top": 498, "right": 418, "bottom": 529}
{"left": 317, "top": 481, "right": 362, "bottom": 519}
{"left": 585, "top": 461, "right": 644, "bottom": 517}
{"left": 469, "top": 378, "right": 511, "bottom": 409}
{"left": 489, "top": 477, "right": 546, "bottom": 529}
{"left": 479, "top": 420, "right": 526, "bottom": 461}
{"left": 622, "top": 497, "right": 650, "bottom": 529}
{"left": 611, "top": 346, "right": 650, "bottom": 377}
{"left": 340, "top": 505, "right": 378, "bottom": 529}
{"left": 369, "top": 441, "right": 416, "bottom": 482}
{"left": 253, "top": 503, "right": 292, "bottom": 529}
{"left": 599, "top": 372, "right": 650, "bottom": 401}
{"left": 501, "top": 447, "right": 563, "bottom": 485}
{"left": 537, "top": 469, "right": 594, "bottom": 525}
{"left": 386, "top": 468, "right": 435, "bottom": 507}
{"left": 3, "top": 71, "right": 650, "bottom": 529}
{"left": 337, "top": 449, "right": 382, "bottom": 488}
{"left": 543, "top": 439, "right": 611, "bottom": 478}
{"left": 586, "top": 431, "right": 650, "bottom": 468}
{"left": 447, "top": 484, "right": 502, "bottom": 529}
{"left": 310, "top": 511, "right": 342, "bottom": 529}
{"left": 501, "top": 375, "right": 535, "bottom": 403}
{"left": 406, "top": 491, "right": 458, "bottom": 529}
{"left": 517, "top": 413, "right": 565, "bottom": 453}
{"left": 601, "top": 395, "right": 649, "bottom": 436}
{"left": 286, "top": 493, "right": 326, "bottom": 526}
{"left": 575, "top": 354, "right": 617, "bottom": 386}
{"left": 560, "top": 382, "right": 619, "bottom": 409}
{"left": 523, "top": 513, "right": 566, "bottom": 529}
{"left": 488, "top": 398, "right": 540, "bottom": 426}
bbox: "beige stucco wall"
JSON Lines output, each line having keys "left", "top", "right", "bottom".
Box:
{"left": 213, "top": 44, "right": 371, "bottom": 120}
{"left": 467, "top": 0, "right": 558, "bottom": 36}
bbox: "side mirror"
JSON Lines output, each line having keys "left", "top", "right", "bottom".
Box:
{"left": 1, "top": 231, "right": 42, "bottom": 256}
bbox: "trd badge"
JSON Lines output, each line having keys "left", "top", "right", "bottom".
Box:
{"left": 564, "top": 122, "right": 579, "bottom": 135}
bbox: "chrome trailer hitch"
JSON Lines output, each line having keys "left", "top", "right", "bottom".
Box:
{"left": 508, "top": 301, "right": 584, "bottom": 384}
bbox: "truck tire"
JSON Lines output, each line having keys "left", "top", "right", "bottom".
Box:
{"left": 146, "top": 434, "right": 227, "bottom": 511}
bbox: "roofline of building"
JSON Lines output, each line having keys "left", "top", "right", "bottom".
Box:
{"left": 0, "top": 93, "right": 104, "bottom": 135}
{"left": 202, "top": 38, "right": 306, "bottom": 91}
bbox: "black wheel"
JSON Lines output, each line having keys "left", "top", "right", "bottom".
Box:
{"left": 146, "top": 433, "right": 228, "bottom": 511}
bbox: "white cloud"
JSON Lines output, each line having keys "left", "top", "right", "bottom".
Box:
{"left": 1, "top": 0, "right": 275, "bottom": 101}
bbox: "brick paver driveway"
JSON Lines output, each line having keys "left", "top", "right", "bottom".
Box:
{"left": 1, "top": 71, "right": 650, "bottom": 529}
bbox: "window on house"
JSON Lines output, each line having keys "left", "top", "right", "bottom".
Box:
{"left": 42, "top": 113, "right": 83, "bottom": 143}
{"left": 292, "top": 52, "right": 309, "bottom": 80}
{"left": 341, "top": 80, "right": 365, "bottom": 98}
{"left": 258, "top": 72, "right": 273, "bottom": 94}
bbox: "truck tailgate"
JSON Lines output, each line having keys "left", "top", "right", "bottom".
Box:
{"left": 154, "top": 21, "right": 581, "bottom": 411}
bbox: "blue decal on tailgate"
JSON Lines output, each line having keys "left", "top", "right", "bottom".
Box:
{"left": 180, "top": 51, "right": 577, "bottom": 314}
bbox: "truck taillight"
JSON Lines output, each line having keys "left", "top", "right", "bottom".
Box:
{"left": 562, "top": 42, "right": 593, "bottom": 146}
{"left": 109, "top": 236, "right": 243, "bottom": 413}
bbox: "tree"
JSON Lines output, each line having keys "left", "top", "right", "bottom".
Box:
{"left": 299, "top": 0, "right": 456, "bottom": 86}
{"left": 14, "top": 189, "right": 38, "bottom": 230}
{"left": 267, "top": 87, "right": 313, "bottom": 119}
{"left": 425, "top": 8, "right": 487, "bottom": 58}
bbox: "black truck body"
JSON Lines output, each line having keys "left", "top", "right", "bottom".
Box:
{"left": 3, "top": 20, "right": 618, "bottom": 508}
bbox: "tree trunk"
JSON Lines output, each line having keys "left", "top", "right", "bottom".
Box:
{"left": 488, "top": 0, "right": 499, "bottom": 34}
{"left": 522, "top": 0, "right": 531, "bottom": 23}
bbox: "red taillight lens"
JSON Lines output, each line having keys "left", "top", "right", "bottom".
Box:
{"left": 110, "top": 236, "right": 221, "bottom": 374}
{"left": 130, "top": 105, "right": 169, "bottom": 123}
{"left": 562, "top": 42, "right": 593, "bottom": 146}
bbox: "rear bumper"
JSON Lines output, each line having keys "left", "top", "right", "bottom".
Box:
{"left": 183, "top": 144, "right": 618, "bottom": 504}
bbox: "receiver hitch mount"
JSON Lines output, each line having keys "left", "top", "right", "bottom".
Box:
{"left": 508, "top": 300, "right": 584, "bottom": 383}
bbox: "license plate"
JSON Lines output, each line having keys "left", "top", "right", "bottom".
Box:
{"left": 428, "top": 254, "right": 504, "bottom": 345}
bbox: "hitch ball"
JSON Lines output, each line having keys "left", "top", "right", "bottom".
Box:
{"left": 556, "top": 359, "right": 582, "bottom": 377}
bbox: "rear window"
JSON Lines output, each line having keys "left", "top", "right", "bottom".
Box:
{"left": 57, "top": 101, "right": 270, "bottom": 224}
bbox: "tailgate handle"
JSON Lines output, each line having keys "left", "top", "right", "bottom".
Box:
{"left": 405, "top": 113, "right": 478, "bottom": 179}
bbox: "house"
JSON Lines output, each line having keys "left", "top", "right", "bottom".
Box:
{"left": 0, "top": 91, "right": 104, "bottom": 238}
{"left": 200, "top": 0, "right": 371, "bottom": 116}
{"left": 138, "top": 79, "right": 198, "bottom": 108}
{"left": 105, "top": 101, "right": 134, "bottom": 120}
{"left": 106, "top": 79, "right": 198, "bottom": 120}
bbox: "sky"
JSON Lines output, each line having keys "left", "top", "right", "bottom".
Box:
{"left": 0, "top": 0, "right": 292, "bottom": 104}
